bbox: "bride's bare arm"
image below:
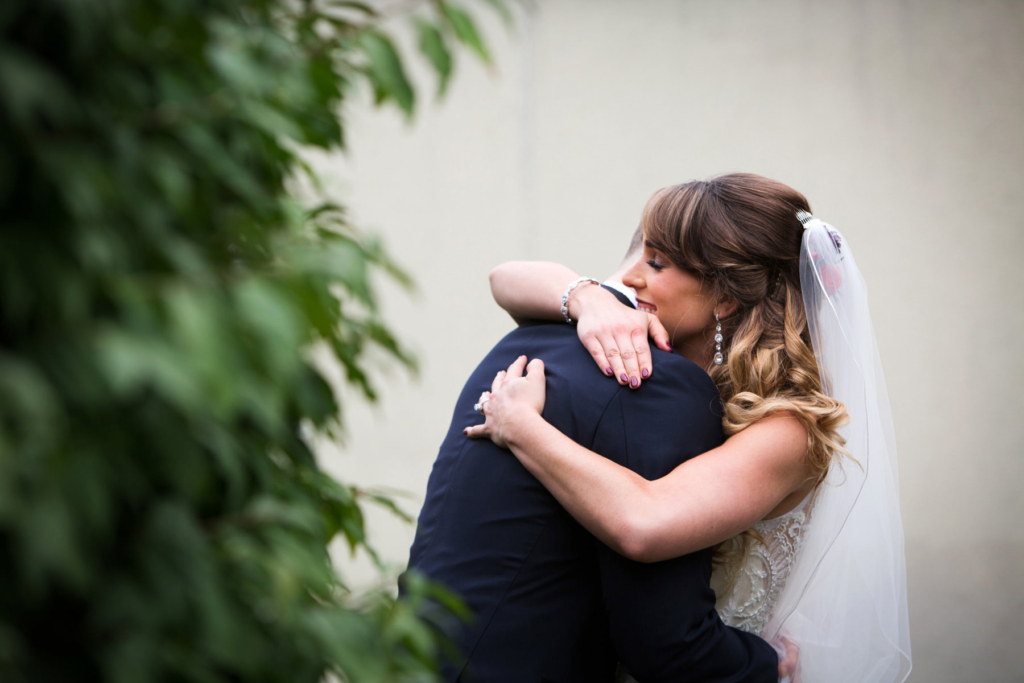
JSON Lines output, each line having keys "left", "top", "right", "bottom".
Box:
{"left": 489, "top": 261, "right": 581, "bottom": 322}
{"left": 466, "top": 356, "right": 811, "bottom": 563}
{"left": 506, "top": 413, "right": 808, "bottom": 561}
{"left": 489, "top": 261, "right": 672, "bottom": 387}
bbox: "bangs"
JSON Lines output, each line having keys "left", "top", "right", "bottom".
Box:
{"left": 639, "top": 183, "right": 712, "bottom": 274}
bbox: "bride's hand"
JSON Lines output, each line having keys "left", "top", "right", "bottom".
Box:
{"left": 776, "top": 635, "right": 800, "bottom": 682}
{"left": 464, "top": 355, "right": 546, "bottom": 449}
{"left": 569, "top": 284, "right": 672, "bottom": 388}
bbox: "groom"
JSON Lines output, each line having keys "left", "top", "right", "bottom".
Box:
{"left": 403, "top": 234, "right": 779, "bottom": 682}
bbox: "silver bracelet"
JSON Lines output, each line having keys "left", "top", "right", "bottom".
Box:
{"left": 561, "top": 277, "right": 601, "bottom": 324}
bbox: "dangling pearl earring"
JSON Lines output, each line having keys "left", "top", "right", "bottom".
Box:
{"left": 714, "top": 312, "right": 724, "bottom": 365}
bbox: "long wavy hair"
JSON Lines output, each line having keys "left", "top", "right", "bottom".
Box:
{"left": 641, "top": 173, "right": 849, "bottom": 574}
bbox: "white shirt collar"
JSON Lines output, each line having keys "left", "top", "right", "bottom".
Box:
{"left": 602, "top": 279, "right": 638, "bottom": 308}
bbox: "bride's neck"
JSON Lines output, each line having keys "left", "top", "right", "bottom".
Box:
{"left": 674, "top": 336, "right": 714, "bottom": 371}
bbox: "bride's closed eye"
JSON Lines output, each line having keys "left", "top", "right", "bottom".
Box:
{"left": 646, "top": 256, "right": 667, "bottom": 271}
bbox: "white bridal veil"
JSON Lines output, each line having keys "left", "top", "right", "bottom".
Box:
{"left": 765, "top": 213, "right": 912, "bottom": 682}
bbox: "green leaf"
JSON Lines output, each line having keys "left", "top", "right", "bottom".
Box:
{"left": 416, "top": 20, "right": 453, "bottom": 98}
{"left": 244, "top": 495, "right": 322, "bottom": 534}
{"left": 323, "top": 0, "right": 379, "bottom": 16}
{"left": 358, "top": 30, "right": 415, "bottom": 115}
{"left": 20, "top": 490, "right": 90, "bottom": 593}
{"left": 0, "top": 45, "right": 77, "bottom": 127}
{"left": 94, "top": 327, "right": 204, "bottom": 410}
{"left": 482, "top": 0, "right": 514, "bottom": 27}
{"left": 175, "top": 124, "right": 265, "bottom": 206}
{"left": 239, "top": 99, "right": 307, "bottom": 142}
{"left": 205, "top": 20, "right": 269, "bottom": 97}
{"left": 0, "top": 354, "right": 63, "bottom": 447}
{"left": 233, "top": 278, "right": 304, "bottom": 379}
{"left": 440, "top": 3, "right": 491, "bottom": 64}
{"left": 357, "top": 489, "right": 414, "bottom": 524}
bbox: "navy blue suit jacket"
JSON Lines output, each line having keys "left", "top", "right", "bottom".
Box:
{"left": 406, "top": 292, "right": 777, "bottom": 683}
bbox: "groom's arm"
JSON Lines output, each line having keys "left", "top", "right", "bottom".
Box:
{"left": 590, "top": 358, "right": 779, "bottom": 683}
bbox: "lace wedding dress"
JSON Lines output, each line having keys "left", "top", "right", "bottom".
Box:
{"left": 710, "top": 491, "right": 814, "bottom": 636}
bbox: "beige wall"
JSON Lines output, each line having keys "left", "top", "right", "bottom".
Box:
{"left": 302, "top": 1, "right": 1024, "bottom": 680}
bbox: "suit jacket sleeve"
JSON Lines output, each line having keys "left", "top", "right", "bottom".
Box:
{"left": 590, "top": 362, "right": 779, "bottom": 683}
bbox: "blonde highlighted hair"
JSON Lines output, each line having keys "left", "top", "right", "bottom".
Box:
{"left": 641, "top": 173, "right": 849, "bottom": 570}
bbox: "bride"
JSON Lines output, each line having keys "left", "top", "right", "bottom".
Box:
{"left": 466, "top": 174, "right": 912, "bottom": 682}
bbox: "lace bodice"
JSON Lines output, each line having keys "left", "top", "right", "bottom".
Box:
{"left": 710, "top": 492, "right": 814, "bottom": 636}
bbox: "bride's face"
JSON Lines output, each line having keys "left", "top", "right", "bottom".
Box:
{"left": 622, "top": 242, "right": 719, "bottom": 351}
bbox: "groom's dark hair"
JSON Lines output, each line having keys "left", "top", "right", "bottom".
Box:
{"left": 619, "top": 225, "right": 643, "bottom": 268}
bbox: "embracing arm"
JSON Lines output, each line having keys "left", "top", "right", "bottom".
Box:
{"left": 467, "top": 356, "right": 812, "bottom": 562}
{"left": 520, "top": 410, "right": 808, "bottom": 561}
{"left": 506, "top": 411, "right": 809, "bottom": 562}
{"left": 489, "top": 261, "right": 582, "bottom": 322}
{"left": 489, "top": 261, "right": 671, "bottom": 386}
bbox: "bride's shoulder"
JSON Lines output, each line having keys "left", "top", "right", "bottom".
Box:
{"left": 738, "top": 410, "right": 807, "bottom": 443}
{"left": 727, "top": 411, "right": 809, "bottom": 472}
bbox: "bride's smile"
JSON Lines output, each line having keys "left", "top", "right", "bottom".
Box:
{"left": 622, "top": 243, "right": 734, "bottom": 367}
{"left": 635, "top": 297, "right": 657, "bottom": 314}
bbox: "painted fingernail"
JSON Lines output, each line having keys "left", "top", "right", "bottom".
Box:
{"left": 463, "top": 428, "right": 469, "bottom": 435}
{"left": 630, "top": 377, "right": 639, "bottom": 388}
{"left": 605, "top": 367, "right": 613, "bottom": 376}
{"left": 619, "top": 373, "right": 628, "bottom": 383}
{"left": 642, "top": 368, "right": 649, "bottom": 378}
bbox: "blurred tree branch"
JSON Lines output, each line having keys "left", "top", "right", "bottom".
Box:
{"left": 0, "top": 0, "right": 511, "bottom": 680}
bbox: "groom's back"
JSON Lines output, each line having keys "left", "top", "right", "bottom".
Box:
{"left": 407, "top": 322, "right": 623, "bottom": 682}
{"left": 407, "top": 320, "right": 775, "bottom": 683}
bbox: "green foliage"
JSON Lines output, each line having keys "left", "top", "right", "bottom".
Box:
{"left": 416, "top": 20, "right": 453, "bottom": 97}
{"left": 0, "top": 0, "right": 508, "bottom": 681}
{"left": 440, "top": 2, "right": 491, "bottom": 64}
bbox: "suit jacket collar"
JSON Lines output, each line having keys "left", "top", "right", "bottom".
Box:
{"left": 601, "top": 283, "right": 637, "bottom": 309}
